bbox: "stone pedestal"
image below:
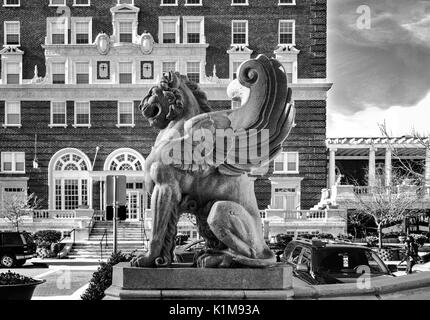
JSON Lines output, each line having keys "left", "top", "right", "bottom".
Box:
{"left": 104, "top": 263, "right": 294, "bottom": 300}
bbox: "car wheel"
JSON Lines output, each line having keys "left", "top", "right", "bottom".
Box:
{"left": 1, "top": 254, "right": 16, "bottom": 268}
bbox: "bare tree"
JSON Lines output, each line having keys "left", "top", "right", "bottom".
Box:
{"left": 1, "top": 193, "right": 42, "bottom": 232}
{"left": 346, "top": 170, "right": 421, "bottom": 249}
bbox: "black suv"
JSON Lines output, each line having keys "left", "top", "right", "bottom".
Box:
{"left": 0, "top": 232, "right": 37, "bottom": 268}
{"left": 280, "top": 239, "right": 395, "bottom": 285}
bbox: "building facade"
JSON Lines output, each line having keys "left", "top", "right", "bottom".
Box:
{"left": 0, "top": 0, "right": 331, "bottom": 239}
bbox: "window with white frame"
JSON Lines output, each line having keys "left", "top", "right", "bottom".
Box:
{"left": 184, "top": 17, "right": 204, "bottom": 44}
{"left": 1, "top": 152, "right": 25, "bottom": 173}
{"left": 74, "top": 102, "right": 90, "bottom": 127}
{"left": 50, "top": 19, "right": 67, "bottom": 44}
{"left": 232, "top": 0, "right": 248, "bottom": 5}
{"left": 4, "top": 21, "right": 20, "bottom": 46}
{"left": 53, "top": 152, "right": 89, "bottom": 210}
{"left": 75, "top": 62, "right": 90, "bottom": 84}
{"left": 51, "top": 102, "right": 67, "bottom": 126}
{"left": 50, "top": 0, "right": 66, "bottom": 6}
{"left": 185, "top": 0, "right": 201, "bottom": 5}
{"left": 279, "top": 20, "right": 295, "bottom": 45}
{"left": 162, "top": 61, "right": 177, "bottom": 74}
{"left": 52, "top": 62, "right": 66, "bottom": 84}
{"left": 73, "top": 0, "right": 90, "bottom": 6}
{"left": 4, "top": 102, "right": 21, "bottom": 126}
{"left": 119, "top": 62, "right": 133, "bottom": 84}
{"left": 232, "top": 20, "right": 248, "bottom": 45}
{"left": 118, "top": 102, "right": 134, "bottom": 126}
{"left": 232, "top": 61, "right": 242, "bottom": 79}
{"left": 3, "top": 0, "right": 20, "bottom": 7}
{"left": 273, "top": 188, "right": 298, "bottom": 210}
{"left": 274, "top": 152, "right": 299, "bottom": 173}
{"left": 279, "top": 0, "right": 296, "bottom": 5}
{"left": 119, "top": 21, "right": 133, "bottom": 43}
{"left": 187, "top": 62, "right": 200, "bottom": 83}
{"left": 6, "top": 62, "right": 20, "bottom": 84}
{"left": 159, "top": 18, "right": 179, "bottom": 44}
{"left": 117, "top": 0, "right": 134, "bottom": 4}
{"left": 161, "top": 0, "right": 177, "bottom": 5}
{"left": 73, "top": 18, "right": 91, "bottom": 44}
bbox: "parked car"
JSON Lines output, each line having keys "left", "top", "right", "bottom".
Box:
{"left": 0, "top": 232, "right": 37, "bottom": 268}
{"left": 280, "top": 239, "right": 396, "bottom": 285}
{"left": 173, "top": 239, "right": 206, "bottom": 263}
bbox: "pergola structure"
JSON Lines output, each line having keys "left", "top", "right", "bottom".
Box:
{"left": 326, "top": 137, "right": 430, "bottom": 189}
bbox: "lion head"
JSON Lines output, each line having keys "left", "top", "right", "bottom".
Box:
{"left": 139, "top": 72, "right": 211, "bottom": 130}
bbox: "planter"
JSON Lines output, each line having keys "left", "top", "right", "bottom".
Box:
{"left": 0, "top": 280, "right": 45, "bottom": 300}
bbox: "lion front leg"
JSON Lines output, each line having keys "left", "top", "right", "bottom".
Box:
{"left": 131, "top": 164, "right": 181, "bottom": 268}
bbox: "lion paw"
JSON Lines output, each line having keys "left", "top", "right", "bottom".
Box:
{"left": 131, "top": 254, "right": 156, "bottom": 268}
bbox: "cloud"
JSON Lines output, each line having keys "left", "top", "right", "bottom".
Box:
{"left": 328, "top": 0, "right": 430, "bottom": 116}
{"left": 328, "top": 90, "right": 430, "bottom": 137}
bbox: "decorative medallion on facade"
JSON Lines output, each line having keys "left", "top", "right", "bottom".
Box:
{"left": 140, "top": 32, "right": 155, "bottom": 55}
{"left": 95, "top": 33, "right": 111, "bottom": 55}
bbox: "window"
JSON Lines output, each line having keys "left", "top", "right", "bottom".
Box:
{"left": 52, "top": 62, "right": 66, "bottom": 84}
{"left": 4, "top": 21, "right": 20, "bottom": 46}
{"left": 73, "top": 19, "right": 91, "bottom": 44}
{"left": 4, "top": 102, "right": 21, "bottom": 126}
{"left": 75, "top": 62, "right": 89, "bottom": 84}
{"left": 185, "top": 0, "right": 201, "bottom": 5}
{"left": 1, "top": 152, "right": 25, "bottom": 173}
{"left": 274, "top": 152, "right": 299, "bottom": 173}
{"left": 187, "top": 62, "right": 200, "bottom": 83}
{"left": 160, "top": 18, "right": 179, "bottom": 44}
{"left": 74, "top": 0, "right": 90, "bottom": 6}
{"left": 279, "top": 20, "right": 295, "bottom": 45}
{"left": 74, "top": 102, "right": 90, "bottom": 127}
{"left": 273, "top": 188, "right": 297, "bottom": 211}
{"left": 232, "top": 0, "right": 248, "bottom": 5}
{"left": 119, "top": 21, "right": 133, "bottom": 43}
{"left": 119, "top": 62, "right": 133, "bottom": 84}
{"left": 288, "top": 246, "right": 303, "bottom": 265}
{"left": 232, "top": 20, "right": 248, "bottom": 45}
{"left": 184, "top": 18, "right": 204, "bottom": 44}
{"left": 162, "top": 61, "right": 177, "bottom": 74}
{"left": 118, "top": 102, "right": 134, "bottom": 126}
{"left": 51, "top": 102, "right": 67, "bottom": 126}
{"left": 6, "top": 62, "right": 20, "bottom": 84}
{"left": 232, "top": 61, "right": 242, "bottom": 79}
{"left": 108, "top": 152, "right": 143, "bottom": 171}
{"left": 279, "top": 0, "right": 296, "bottom": 5}
{"left": 50, "top": 0, "right": 66, "bottom": 5}
{"left": 117, "top": 0, "right": 134, "bottom": 4}
{"left": 161, "top": 0, "right": 177, "bottom": 5}
{"left": 3, "top": 0, "right": 20, "bottom": 6}
{"left": 50, "top": 20, "right": 66, "bottom": 44}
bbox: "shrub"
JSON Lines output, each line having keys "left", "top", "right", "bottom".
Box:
{"left": 0, "top": 272, "right": 38, "bottom": 285}
{"left": 366, "top": 236, "right": 379, "bottom": 247}
{"left": 410, "top": 234, "right": 428, "bottom": 246}
{"left": 33, "top": 230, "right": 62, "bottom": 248}
{"left": 81, "top": 252, "right": 133, "bottom": 301}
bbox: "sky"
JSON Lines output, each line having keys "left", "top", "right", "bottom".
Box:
{"left": 327, "top": 0, "right": 430, "bottom": 137}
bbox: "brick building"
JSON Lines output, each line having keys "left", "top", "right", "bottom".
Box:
{"left": 0, "top": 0, "right": 332, "bottom": 239}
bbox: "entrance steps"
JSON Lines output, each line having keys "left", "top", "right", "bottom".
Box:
{"left": 69, "top": 221, "right": 148, "bottom": 260}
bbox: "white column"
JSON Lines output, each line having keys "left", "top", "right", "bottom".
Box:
{"left": 385, "top": 147, "right": 392, "bottom": 187}
{"left": 425, "top": 147, "right": 430, "bottom": 187}
{"left": 329, "top": 148, "right": 337, "bottom": 189}
{"left": 369, "top": 147, "right": 377, "bottom": 187}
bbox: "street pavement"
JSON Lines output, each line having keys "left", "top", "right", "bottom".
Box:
{"left": 1, "top": 262, "right": 99, "bottom": 300}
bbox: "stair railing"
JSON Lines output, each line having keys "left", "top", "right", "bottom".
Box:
{"left": 87, "top": 211, "right": 99, "bottom": 240}
{"left": 100, "top": 228, "right": 109, "bottom": 260}
{"left": 57, "top": 229, "right": 76, "bottom": 259}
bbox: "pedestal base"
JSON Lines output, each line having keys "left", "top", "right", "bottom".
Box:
{"left": 104, "top": 263, "right": 294, "bottom": 300}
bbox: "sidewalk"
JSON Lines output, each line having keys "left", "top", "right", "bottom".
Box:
{"left": 29, "top": 257, "right": 107, "bottom": 266}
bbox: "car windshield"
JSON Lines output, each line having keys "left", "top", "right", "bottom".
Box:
{"left": 313, "top": 247, "right": 389, "bottom": 275}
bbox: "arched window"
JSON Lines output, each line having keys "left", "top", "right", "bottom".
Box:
{"left": 105, "top": 149, "right": 144, "bottom": 172}
{"left": 49, "top": 149, "right": 91, "bottom": 211}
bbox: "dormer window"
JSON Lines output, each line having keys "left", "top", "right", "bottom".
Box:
{"left": 110, "top": 3, "right": 139, "bottom": 44}
{"left": 47, "top": 18, "right": 68, "bottom": 45}
{"left": 4, "top": 21, "right": 20, "bottom": 46}
{"left": 119, "top": 22, "right": 133, "bottom": 42}
{"left": 52, "top": 62, "right": 66, "bottom": 84}
{"left": 6, "top": 62, "right": 20, "bottom": 84}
